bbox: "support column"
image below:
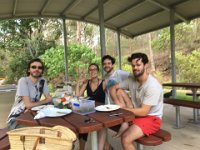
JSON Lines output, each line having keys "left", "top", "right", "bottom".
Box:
{"left": 98, "top": 0, "right": 106, "bottom": 76}
{"left": 170, "top": 10, "right": 176, "bottom": 88}
{"left": 116, "top": 31, "right": 122, "bottom": 69}
{"left": 170, "top": 10, "right": 183, "bottom": 129}
{"left": 62, "top": 18, "right": 68, "bottom": 81}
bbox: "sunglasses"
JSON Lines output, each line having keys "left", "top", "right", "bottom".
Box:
{"left": 31, "top": 66, "right": 43, "bottom": 70}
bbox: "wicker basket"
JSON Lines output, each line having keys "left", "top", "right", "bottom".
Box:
{"left": 7, "top": 126, "right": 77, "bottom": 150}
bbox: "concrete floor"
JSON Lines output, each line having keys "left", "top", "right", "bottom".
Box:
{"left": 1, "top": 89, "right": 200, "bottom": 150}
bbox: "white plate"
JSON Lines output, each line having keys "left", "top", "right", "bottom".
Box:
{"left": 95, "top": 104, "right": 120, "bottom": 112}
{"left": 39, "top": 107, "right": 72, "bottom": 117}
{"left": 31, "top": 105, "right": 54, "bottom": 111}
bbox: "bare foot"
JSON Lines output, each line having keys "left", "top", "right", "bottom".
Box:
{"left": 113, "top": 122, "right": 129, "bottom": 138}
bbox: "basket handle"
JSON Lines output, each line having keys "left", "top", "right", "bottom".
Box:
{"left": 20, "top": 136, "right": 26, "bottom": 150}
{"left": 32, "top": 128, "right": 46, "bottom": 150}
{"left": 32, "top": 137, "right": 40, "bottom": 150}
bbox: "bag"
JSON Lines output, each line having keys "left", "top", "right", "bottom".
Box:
{"left": 7, "top": 126, "right": 77, "bottom": 150}
{"left": 38, "top": 79, "right": 45, "bottom": 99}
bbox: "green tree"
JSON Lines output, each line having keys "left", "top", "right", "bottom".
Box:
{"left": 40, "top": 43, "right": 101, "bottom": 82}
{"left": 0, "top": 18, "right": 62, "bottom": 82}
{"left": 176, "top": 49, "right": 200, "bottom": 82}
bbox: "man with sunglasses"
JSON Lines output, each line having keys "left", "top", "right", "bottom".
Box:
{"left": 7, "top": 58, "right": 52, "bottom": 130}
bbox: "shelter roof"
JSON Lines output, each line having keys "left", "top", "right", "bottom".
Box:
{"left": 0, "top": 0, "right": 200, "bottom": 37}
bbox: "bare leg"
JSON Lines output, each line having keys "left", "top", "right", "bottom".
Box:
{"left": 98, "top": 129, "right": 107, "bottom": 150}
{"left": 112, "top": 90, "right": 134, "bottom": 138}
{"left": 121, "top": 124, "right": 144, "bottom": 150}
{"left": 104, "top": 140, "right": 112, "bottom": 150}
{"left": 79, "top": 138, "right": 86, "bottom": 150}
{"left": 113, "top": 122, "right": 129, "bottom": 138}
{"left": 116, "top": 89, "right": 133, "bottom": 108}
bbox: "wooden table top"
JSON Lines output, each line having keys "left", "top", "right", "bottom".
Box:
{"left": 163, "top": 83, "right": 200, "bottom": 88}
{"left": 16, "top": 108, "right": 135, "bottom": 135}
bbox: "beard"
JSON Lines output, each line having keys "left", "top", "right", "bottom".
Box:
{"left": 30, "top": 71, "right": 42, "bottom": 78}
{"left": 104, "top": 66, "right": 114, "bottom": 74}
{"left": 133, "top": 68, "right": 145, "bottom": 78}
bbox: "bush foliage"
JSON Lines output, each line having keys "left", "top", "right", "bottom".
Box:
{"left": 40, "top": 43, "right": 101, "bottom": 81}
{"left": 176, "top": 49, "right": 200, "bottom": 82}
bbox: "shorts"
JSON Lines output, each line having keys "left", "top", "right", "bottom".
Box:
{"left": 132, "top": 116, "right": 161, "bottom": 136}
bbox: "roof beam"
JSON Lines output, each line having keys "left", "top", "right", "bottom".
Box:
{"left": 61, "top": 0, "right": 82, "bottom": 16}
{"left": 119, "top": 9, "right": 163, "bottom": 29}
{"left": 127, "top": 18, "right": 184, "bottom": 38}
{"left": 40, "top": 0, "right": 52, "bottom": 15}
{"left": 119, "top": 0, "right": 190, "bottom": 29}
{"left": 13, "top": 0, "right": 18, "bottom": 16}
{"left": 82, "top": 0, "right": 109, "bottom": 20}
{"left": 146, "top": 0, "right": 189, "bottom": 23}
{"left": 105, "top": 0, "right": 145, "bottom": 22}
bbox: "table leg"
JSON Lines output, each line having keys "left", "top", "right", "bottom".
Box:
{"left": 193, "top": 109, "right": 199, "bottom": 123}
{"left": 136, "top": 142, "right": 143, "bottom": 150}
{"left": 174, "top": 106, "right": 184, "bottom": 129}
{"left": 191, "top": 88, "right": 200, "bottom": 124}
{"left": 91, "top": 131, "right": 98, "bottom": 150}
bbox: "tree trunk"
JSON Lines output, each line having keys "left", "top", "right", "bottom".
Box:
{"left": 148, "top": 33, "right": 155, "bottom": 72}
{"left": 76, "top": 21, "right": 81, "bottom": 43}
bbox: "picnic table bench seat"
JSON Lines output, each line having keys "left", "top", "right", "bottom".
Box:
{"left": 0, "top": 128, "right": 10, "bottom": 150}
{"left": 186, "top": 92, "right": 200, "bottom": 97}
{"left": 110, "top": 125, "right": 171, "bottom": 147}
{"left": 164, "top": 98, "right": 200, "bottom": 109}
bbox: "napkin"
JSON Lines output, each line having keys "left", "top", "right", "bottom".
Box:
{"left": 33, "top": 107, "right": 72, "bottom": 119}
{"left": 34, "top": 111, "right": 46, "bottom": 119}
{"left": 34, "top": 107, "right": 51, "bottom": 119}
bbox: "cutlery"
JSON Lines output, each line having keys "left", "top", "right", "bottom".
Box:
{"left": 104, "top": 105, "right": 111, "bottom": 109}
{"left": 84, "top": 118, "right": 96, "bottom": 123}
{"left": 109, "top": 112, "right": 123, "bottom": 117}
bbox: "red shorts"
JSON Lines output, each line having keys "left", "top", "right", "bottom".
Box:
{"left": 132, "top": 116, "right": 161, "bottom": 136}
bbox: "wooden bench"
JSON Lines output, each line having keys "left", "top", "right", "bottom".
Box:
{"left": 110, "top": 125, "right": 171, "bottom": 149}
{"left": 164, "top": 98, "right": 200, "bottom": 109}
{"left": 164, "top": 98, "right": 200, "bottom": 127}
{"left": 186, "top": 92, "right": 200, "bottom": 97}
{"left": 0, "top": 128, "right": 10, "bottom": 150}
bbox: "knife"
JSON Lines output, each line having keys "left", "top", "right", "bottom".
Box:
{"left": 109, "top": 112, "right": 123, "bottom": 117}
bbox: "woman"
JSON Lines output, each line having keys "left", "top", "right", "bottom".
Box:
{"left": 76, "top": 63, "right": 106, "bottom": 103}
{"left": 76, "top": 63, "right": 106, "bottom": 150}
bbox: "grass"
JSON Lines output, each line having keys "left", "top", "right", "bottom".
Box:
{"left": 176, "top": 92, "right": 194, "bottom": 100}
{"left": 164, "top": 89, "right": 200, "bottom": 101}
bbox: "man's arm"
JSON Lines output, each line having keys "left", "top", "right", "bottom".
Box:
{"left": 124, "top": 104, "right": 152, "bottom": 117}
{"left": 22, "top": 95, "right": 52, "bottom": 110}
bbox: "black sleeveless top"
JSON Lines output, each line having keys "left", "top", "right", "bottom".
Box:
{"left": 86, "top": 80, "right": 105, "bottom": 103}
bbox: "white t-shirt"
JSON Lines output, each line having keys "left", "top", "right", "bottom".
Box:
{"left": 104, "top": 70, "right": 129, "bottom": 104}
{"left": 120, "top": 74, "right": 163, "bottom": 119}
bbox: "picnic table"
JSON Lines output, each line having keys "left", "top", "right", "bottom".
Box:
{"left": 16, "top": 107, "right": 134, "bottom": 150}
{"left": 163, "top": 82, "right": 200, "bottom": 128}
{"left": 0, "top": 128, "right": 9, "bottom": 150}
